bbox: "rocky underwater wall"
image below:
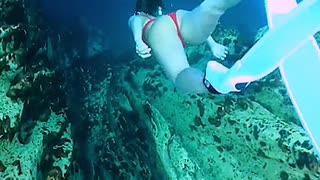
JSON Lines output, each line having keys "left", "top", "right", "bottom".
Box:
{"left": 0, "top": 0, "right": 72, "bottom": 179}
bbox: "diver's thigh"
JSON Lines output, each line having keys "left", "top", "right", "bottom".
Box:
{"left": 177, "top": 8, "right": 220, "bottom": 44}
{"left": 148, "top": 20, "right": 190, "bottom": 81}
{"left": 153, "top": 47, "right": 190, "bottom": 82}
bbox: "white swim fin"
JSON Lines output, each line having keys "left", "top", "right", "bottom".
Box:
{"left": 204, "top": 0, "right": 320, "bottom": 95}
{"left": 205, "top": 0, "right": 320, "bottom": 155}
{"left": 221, "top": 0, "right": 320, "bottom": 91}
{"left": 266, "top": 0, "right": 320, "bottom": 155}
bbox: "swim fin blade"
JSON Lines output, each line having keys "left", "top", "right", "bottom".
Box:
{"left": 280, "top": 38, "right": 320, "bottom": 156}
{"left": 266, "top": 0, "right": 320, "bottom": 155}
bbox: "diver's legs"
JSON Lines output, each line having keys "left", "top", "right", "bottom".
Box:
{"left": 178, "top": 0, "right": 241, "bottom": 44}
{"left": 147, "top": 17, "right": 208, "bottom": 94}
{"left": 148, "top": 17, "right": 189, "bottom": 82}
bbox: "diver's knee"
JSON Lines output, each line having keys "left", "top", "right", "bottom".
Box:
{"left": 174, "top": 68, "right": 208, "bottom": 94}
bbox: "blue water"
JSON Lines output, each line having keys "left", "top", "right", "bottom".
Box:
{"left": 41, "top": 0, "right": 267, "bottom": 60}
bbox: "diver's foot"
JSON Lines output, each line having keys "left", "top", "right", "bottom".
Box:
{"left": 212, "top": 43, "right": 228, "bottom": 60}
{"left": 204, "top": 60, "right": 246, "bottom": 94}
{"left": 203, "top": 61, "right": 228, "bottom": 94}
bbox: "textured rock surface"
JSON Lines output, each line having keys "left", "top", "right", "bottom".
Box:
{"left": 113, "top": 57, "right": 320, "bottom": 179}
{"left": 0, "top": 113, "right": 66, "bottom": 179}
{"left": 0, "top": 0, "right": 73, "bottom": 179}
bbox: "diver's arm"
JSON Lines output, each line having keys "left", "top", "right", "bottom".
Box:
{"left": 128, "top": 15, "right": 144, "bottom": 44}
{"left": 128, "top": 15, "right": 152, "bottom": 58}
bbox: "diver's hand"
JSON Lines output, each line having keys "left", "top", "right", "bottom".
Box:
{"left": 210, "top": 42, "right": 228, "bottom": 60}
{"left": 136, "top": 41, "right": 151, "bottom": 58}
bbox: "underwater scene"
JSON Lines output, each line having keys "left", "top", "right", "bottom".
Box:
{"left": 0, "top": 0, "right": 320, "bottom": 179}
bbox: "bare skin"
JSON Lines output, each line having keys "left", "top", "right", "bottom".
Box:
{"left": 129, "top": 0, "right": 241, "bottom": 94}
